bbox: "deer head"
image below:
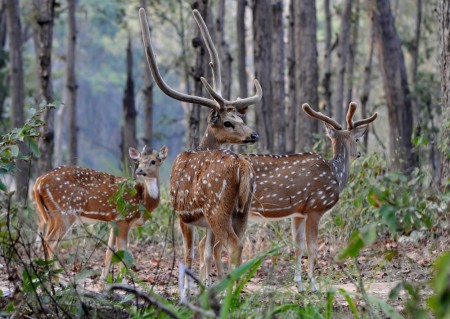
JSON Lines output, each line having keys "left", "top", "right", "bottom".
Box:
{"left": 138, "top": 8, "right": 262, "bottom": 149}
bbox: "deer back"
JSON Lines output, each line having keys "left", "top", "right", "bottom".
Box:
{"left": 170, "top": 149, "right": 255, "bottom": 224}
{"left": 246, "top": 153, "right": 340, "bottom": 219}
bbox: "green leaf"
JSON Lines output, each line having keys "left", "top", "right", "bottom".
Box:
{"left": 74, "top": 268, "right": 97, "bottom": 282}
{"left": 27, "top": 139, "right": 41, "bottom": 158}
{"left": 0, "top": 180, "right": 7, "bottom": 193}
{"left": 338, "top": 288, "right": 359, "bottom": 319}
{"left": 379, "top": 205, "right": 397, "bottom": 232}
{"left": 367, "top": 295, "right": 404, "bottom": 319}
{"left": 9, "top": 145, "right": 19, "bottom": 157}
{"left": 338, "top": 223, "right": 377, "bottom": 260}
{"left": 111, "top": 250, "right": 134, "bottom": 268}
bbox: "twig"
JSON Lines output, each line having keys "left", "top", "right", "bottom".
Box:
{"left": 108, "top": 284, "right": 180, "bottom": 319}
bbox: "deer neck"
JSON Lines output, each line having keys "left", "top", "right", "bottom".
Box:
{"left": 142, "top": 177, "right": 160, "bottom": 209}
{"left": 331, "top": 138, "right": 351, "bottom": 192}
{"left": 198, "top": 126, "right": 221, "bottom": 150}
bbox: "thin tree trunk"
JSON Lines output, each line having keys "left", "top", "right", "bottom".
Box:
{"left": 253, "top": 0, "right": 273, "bottom": 152}
{"left": 360, "top": 10, "right": 376, "bottom": 150}
{"left": 33, "top": 0, "right": 55, "bottom": 176}
{"left": 6, "top": 0, "right": 28, "bottom": 202}
{"left": 410, "top": 0, "right": 422, "bottom": 127}
{"left": 236, "top": 0, "right": 248, "bottom": 99}
{"left": 122, "top": 35, "right": 137, "bottom": 163}
{"left": 286, "top": 0, "right": 296, "bottom": 153}
{"left": 438, "top": 0, "right": 450, "bottom": 189}
{"left": 321, "top": 0, "right": 333, "bottom": 115}
{"left": 140, "top": 0, "right": 154, "bottom": 148}
{"left": 333, "top": 0, "right": 352, "bottom": 125}
{"left": 345, "top": 0, "right": 360, "bottom": 106}
{"left": 0, "top": 3, "right": 8, "bottom": 123}
{"left": 189, "top": 0, "right": 212, "bottom": 149}
{"left": 216, "top": 0, "right": 232, "bottom": 100}
{"left": 372, "top": 0, "right": 417, "bottom": 173}
{"left": 294, "top": 0, "right": 318, "bottom": 152}
{"left": 271, "top": 0, "right": 285, "bottom": 153}
{"left": 66, "top": 0, "right": 78, "bottom": 165}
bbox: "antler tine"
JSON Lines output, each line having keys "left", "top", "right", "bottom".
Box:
{"left": 346, "top": 102, "right": 357, "bottom": 130}
{"left": 201, "top": 77, "right": 226, "bottom": 107}
{"left": 302, "top": 103, "right": 342, "bottom": 130}
{"left": 192, "top": 10, "right": 222, "bottom": 94}
{"left": 232, "top": 80, "right": 263, "bottom": 111}
{"left": 138, "top": 8, "right": 217, "bottom": 109}
{"left": 353, "top": 112, "right": 378, "bottom": 128}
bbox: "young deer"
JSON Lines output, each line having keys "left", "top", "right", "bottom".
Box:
{"left": 201, "top": 102, "right": 378, "bottom": 291}
{"left": 139, "top": 8, "right": 261, "bottom": 294}
{"left": 33, "top": 145, "right": 168, "bottom": 283}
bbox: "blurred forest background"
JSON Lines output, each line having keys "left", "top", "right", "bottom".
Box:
{"left": 0, "top": 0, "right": 449, "bottom": 198}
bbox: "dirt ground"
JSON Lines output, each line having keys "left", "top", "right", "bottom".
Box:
{"left": 0, "top": 222, "right": 448, "bottom": 314}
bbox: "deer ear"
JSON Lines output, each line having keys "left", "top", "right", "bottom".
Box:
{"left": 325, "top": 124, "right": 336, "bottom": 138}
{"left": 352, "top": 125, "right": 369, "bottom": 140}
{"left": 158, "top": 145, "right": 168, "bottom": 161}
{"left": 129, "top": 147, "right": 140, "bottom": 161}
{"left": 209, "top": 110, "right": 219, "bottom": 125}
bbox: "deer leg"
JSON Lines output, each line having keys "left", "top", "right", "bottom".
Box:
{"left": 209, "top": 213, "right": 243, "bottom": 270}
{"left": 115, "top": 222, "right": 131, "bottom": 273}
{"left": 213, "top": 238, "right": 224, "bottom": 279}
{"left": 202, "top": 228, "right": 215, "bottom": 287}
{"left": 305, "top": 212, "right": 321, "bottom": 291}
{"left": 100, "top": 227, "right": 116, "bottom": 285}
{"left": 179, "top": 220, "right": 195, "bottom": 300}
{"left": 291, "top": 216, "right": 306, "bottom": 290}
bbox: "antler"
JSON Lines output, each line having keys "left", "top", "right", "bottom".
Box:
{"left": 345, "top": 102, "right": 378, "bottom": 130}
{"left": 302, "top": 103, "right": 342, "bottom": 130}
{"left": 139, "top": 8, "right": 262, "bottom": 112}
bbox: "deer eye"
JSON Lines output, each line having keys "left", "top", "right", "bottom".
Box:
{"left": 224, "top": 121, "right": 233, "bottom": 128}
{"left": 355, "top": 138, "right": 359, "bottom": 142}
{"left": 151, "top": 160, "right": 156, "bottom": 165}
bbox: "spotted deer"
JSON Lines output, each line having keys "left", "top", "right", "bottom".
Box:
{"left": 139, "top": 8, "right": 261, "bottom": 295}
{"left": 201, "top": 102, "right": 378, "bottom": 291}
{"left": 33, "top": 145, "right": 168, "bottom": 283}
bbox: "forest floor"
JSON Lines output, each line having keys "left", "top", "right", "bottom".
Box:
{"left": 0, "top": 222, "right": 448, "bottom": 316}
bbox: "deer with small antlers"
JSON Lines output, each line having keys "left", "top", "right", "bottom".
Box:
{"left": 139, "top": 8, "right": 261, "bottom": 296}
{"left": 33, "top": 145, "right": 168, "bottom": 284}
{"left": 200, "top": 102, "right": 377, "bottom": 291}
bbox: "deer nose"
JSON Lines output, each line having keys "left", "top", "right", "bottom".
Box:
{"left": 136, "top": 168, "right": 146, "bottom": 176}
{"left": 250, "top": 132, "right": 259, "bottom": 141}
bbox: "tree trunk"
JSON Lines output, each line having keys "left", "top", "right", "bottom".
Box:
{"left": 360, "top": 10, "right": 376, "bottom": 150}
{"left": 286, "top": 0, "right": 296, "bottom": 153}
{"left": 438, "top": 0, "right": 450, "bottom": 189}
{"left": 271, "top": 0, "right": 285, "bottom": 153}
{"left": 6, "top": 0, "right": 28, "bottom": 202}
{"left": 294, "top": 0, "right": 318, "bottom": 152}
{"left": 410, "top": 0, "right": 422, "bottom": 127}
{"left": 333, "top": 0, "right": 352, "bottom": 125}
{"left": 253, "top": 0, "right": 273, "bottom": 152}
{"left": 215, "top": 0, "right": 232, "bottom": 100}
{"left": 0, "top": 3, "right": 8, "bottom": 123}
{"left": 140, "top": 0, "right": 154, "bottom": 148}
{"left": 189, "top": 0, "right": 213, "bottom": 149}
{"left": 236, "top": 0, "right": 247, "bottom": 99}
{"left": 33, "top": 0, "right": 55, "bottom": 176}
{"left": 66, "top": 0, "right": 78, "bottom": 166}
{"left": 122, "top": 35, "right": 137, "bottom": 164}
{"left": 345, "top": 0, "right": 360, "bottom": 106}
{"left": 372, "top": 0, "right": 417, "bottom": 173}
{"left": 321, "top": 0, "right": 333, "bottom": 115}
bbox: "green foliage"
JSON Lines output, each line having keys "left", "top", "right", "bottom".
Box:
{"left": 428, "top": 252, "right": 450, "bottom": 319}
{"left": 0, "top": 104, "right": 56, "bottom": 192}
{"left": 329, "top": 153, "right": 447, "bottom": 240}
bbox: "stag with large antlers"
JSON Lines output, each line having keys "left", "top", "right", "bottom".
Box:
{"left": 34, "top": 145, "right": 168, "bottom": 284}
{"left": 200, "top": 102, "right": 377, "bottom": 291}
{"left": 139, "top": 8, "right": 261, "bottom": 296}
